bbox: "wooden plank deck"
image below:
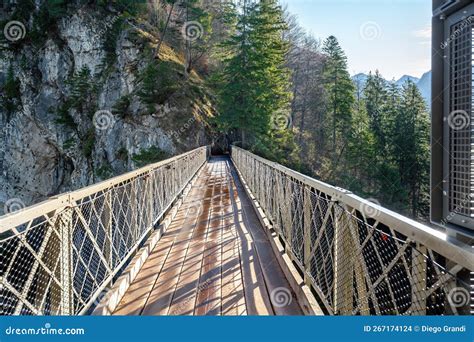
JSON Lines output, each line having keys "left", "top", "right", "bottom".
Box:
{"left": 113, "top": 157, "right": 302, "bottom": 316}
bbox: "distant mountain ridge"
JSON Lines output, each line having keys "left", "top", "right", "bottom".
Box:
{"left": 395, "top": 75, "right": 420, "bottom": 87}
{"left": 351, "top": 71, "right": 432, "bottom": 109}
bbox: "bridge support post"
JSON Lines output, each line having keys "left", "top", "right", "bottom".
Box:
{"left": 283, "top": 179, "right": 293, "bottom": 254}
{"left": 104, "top": 192, "right": 113, "bottom": 266}
{"left": 59, "top": 206, "right": 74, "bottom": 315}
{"left": 411, "top": 244, "right": 427, "bottom": 315}
{"left": 348, "top": 225, "right": 370, "bottom": 315}
{"left": 303, "top": 187, "right": 312, "bottom": 287}
{"left": 333, "top": 204, "right": 353, "bottom": 315}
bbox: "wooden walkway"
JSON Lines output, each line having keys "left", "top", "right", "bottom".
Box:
{"left": 113, "top": 157, "right": 302, "bottom": 315}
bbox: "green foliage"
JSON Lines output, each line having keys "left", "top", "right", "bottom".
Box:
{"left": 63, "top": 138, "right": 75, "bottom": 150}
{"left": 112, "top": 94, "right": 132, "bottom": 118}
{"left": 1, "top": 0, "right": 35, "bottom": 30}
{"left": 321, "top": 36, "right": 355, "bottom": 180}
{"left": 29, "top": 0, "right": 68, "bottom": 46}
{"left": 2, "top": 0, "right": 33, "bottom": 47}
{"left": 82, "top": 129, "right": 96, "bottom": 158}
{"left": 216, "top": 0, "right": 292, "bottom": 156}
{"left": 55, "top": 67, "right": 97, "bottom": 130}
{"left": 137, "top": 62, "right": 179, "bottom": 113}
{"left": 392, "top": 81, "right": 430, "bottom": 217}
{"left": 97, "top": 0, "right": 147, "bottom": 16}
{"left": 116, "top": 147, "right": 129, "bottom": 161}
{"left": 55, "top": 102, "right": 77, "bottom": 129}
{"left": 132, "top": 146, "right": 170, "bottom": 167}
{"left": 341, "top": 76, "right": 430, "bottom": 219}
{"left": 1, "top": 65, "right": 22, "bottom": 120}
{"left": 102, "top": 16, "right": 125, "bottom": 70}
{"left": 284, "top": 30, "right": 430, "bottom": 219}
{"left": 9, "top": 0, "right": 35, "bottom": 23}
{"left": 19, "top": 56, "right": 29, "bottom": 69}
{"left": 179, "top": 0, "right": 213, "bottom": 74}
{"left": 95, "top": 164, "right": 114, "bottom": 179}
{"left": 66, "top": 66, "right": 98, "bottom": 118}
{"left": 364, "top": 71, "right": 389, "bottom": 149}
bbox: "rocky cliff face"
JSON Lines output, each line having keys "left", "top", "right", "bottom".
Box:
{"left": 0, "top": 5, "right": 215, "bottom": 213}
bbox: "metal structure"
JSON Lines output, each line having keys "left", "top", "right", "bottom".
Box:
{"left": 431, "top": 0, "right": 474, "bottom": 235}
{"left": 0, "top": 145, "right": 472, "bottom": 316}
{"left": 231, "top": 146, "right": 473, "bottom": 315}
{"left": 0, "top": 147, "right": 207, "bottom": 315}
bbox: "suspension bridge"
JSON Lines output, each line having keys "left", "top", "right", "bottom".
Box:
{"left": 0, "top": 146, "right": 472, "bottom": 316}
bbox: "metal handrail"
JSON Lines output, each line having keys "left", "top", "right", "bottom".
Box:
{"left": 0, "top": 146, "right": 208, "bottom": 315}
{"left": 231, "top": 146, "right": 473, "bottom": 315}
{"left": 0, "top": 147, "right": 207, "bottom": 232}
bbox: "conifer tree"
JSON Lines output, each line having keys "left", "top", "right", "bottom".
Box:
{"left": 216, "top": 0, "right": 292, "bottom": 155}
{"left": 393, "top": 81, "right": 430, "bottom": 218}
{"left": 364, "top": 70, "right": 388, "bottom": 149}
{"left": 179, "top": 0, "right": 212, "bottom": 75}
{"left": 2, "top": 65, "right": 21, "bottom": 120}
{"left": 321, "top": 35, "right": 354, "bottom": 178}
{"left": 344, "top": 102, "right": 378, "bottom": 194}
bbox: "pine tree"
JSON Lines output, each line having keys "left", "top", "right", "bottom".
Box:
{"left": 379, "top": 81, "right": 406, "bottom": 205}
{"left": 179, "top": 0, "right": 213, "bottom": 75}
{"left": 362, "top": 71, "right": 404, "bottom": 205}
{"left": 1, "top": 65, "right": 22, "bottom": 120}
{"left": 364, "top": 70, "right": 388, "bottom": 149}
{"left": 393, "top": 81, "right": 430, "bottom": 218}
{"left": 321, "top": 35, "right": 354, "bottom": 179}
{"left": 344, "top": 102, "right": 378, "bottom": 195}
{"left": 67, "top": 66, "right": 98, "bottom": 118}
{"left": 216, "top": 0, "right": 292, "bottom": 156}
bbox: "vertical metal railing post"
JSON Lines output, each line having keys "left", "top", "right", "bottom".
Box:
{"left": 105, "top": 192, "right": 113, "bottom": 267}
{"left": 333, "top": 204, "right": 353, "bottom": 314}
{"left": 60, "top": 204, "right": 74, "bottom": 315}
{"left": 412, "top": 244, "right": 427, "bottom": 314}
{"left": 303, "top": 186, "right": 313, "bottom": 287}
{"left": 147, "top": 171, "right": 154, "bottom": 227}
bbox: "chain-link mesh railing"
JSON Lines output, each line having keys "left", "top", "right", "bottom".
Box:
{"left": 231, "top": 146, "right": 473, "bottom": 315}
{"left": 0, "top": 147, "right": 208, "bottom": 315}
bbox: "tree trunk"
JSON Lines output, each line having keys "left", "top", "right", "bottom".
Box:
{"left": 154, "top": 1, "right": 175, "bottom": 59}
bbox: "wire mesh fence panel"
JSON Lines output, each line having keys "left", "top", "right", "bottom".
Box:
{"left": 231, "top": 146, "right": 473, "bottom": 315}
{"left": 0, "top": 147, "right": 207, "bottom": 315}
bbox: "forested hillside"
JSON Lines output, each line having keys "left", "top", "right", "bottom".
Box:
{"left": 0, "top": 0, "right": 430, "bottom": 220}
{"left": 210, "top": 1, "right": 430, "bottom": 220}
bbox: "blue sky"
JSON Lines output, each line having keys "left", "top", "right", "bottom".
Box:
{"left": 281, "top": 0, "right": 432, "bottom": 80}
